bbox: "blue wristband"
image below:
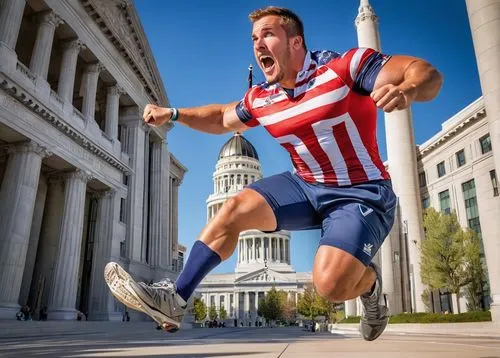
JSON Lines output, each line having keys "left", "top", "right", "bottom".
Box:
{"left": 171, "top": 108, "right": 179, "bottom": 122}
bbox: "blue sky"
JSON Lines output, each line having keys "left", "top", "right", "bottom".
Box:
{"left": 134, "top": 1, "right": 482, "bottom": 274}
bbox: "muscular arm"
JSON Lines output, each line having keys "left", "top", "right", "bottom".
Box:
{"left": 144, "top": 101, "right": 249, "bottom": 134}
{"left": 176, "top": 102, "right": 249, "bottom": 134}
{"left": 371, "top": 55, "right": 443, "bottom": 112}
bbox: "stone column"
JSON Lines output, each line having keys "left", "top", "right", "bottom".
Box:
{"left": 122, "top": 112, "right": 146, "bottom": 261}
{"left": 104, "top": 85, "right": 123, "bottom": 141}
{"left": 0, "top": 0, "right": 26, "bottom": 50}
{"left": 345, "top": 299, "right": 357, "bottom": 318}
{"left": 88, "top": 190, "right": 116, "bottom": 320}
{"left": 466, "top": 0, "right": 500, "bottom": 324}
{"left": 160, "top": 144, "right": 170, "bottom": 269}
{"left": 244, "top": 291, "right": 249, "bottom": 322}
{"left": 149, "top": 140, "right": 164, "bottom": 266}
{"left": 18, "top": 176, "right": 48, "bottom": 307}
{"left": 382, "top": 213, "right": 400, "bottom": 313}
{"left": 29, "top": 11, "right": 62, "bottom": 79}
{"left": 81, "top": 62, "right": 102, "bottom": 120}
{"left": 48, "top": 169, "right": 90, "bottom": 319}
{"left": 141, "top": 129, "right": 150, "bottom": 262}
{"left": 29, "top": 177, "right": 65, "bottom": 311}
{"left": 356, "top": 0, "right": 425, "bottom": 312}
{"left": 171, "top": 178, "right": 180, "bottom": 267}
{"left": 254, "top": 291, "right": 259, "bottom": 317}
{"left": 0, "top": 142, "right": 49, "bottom": 318}
{"left": 57, "top": 39, "right": 84, "bottom": 102}
{"left": 234, "top": 292, "right": 239, "bottom": 320}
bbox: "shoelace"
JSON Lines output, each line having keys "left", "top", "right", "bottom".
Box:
{"left": 138, "top": 280, "right": 175, "bottom": 305}
{"left": 148, "top": 280, "right": 174, "bottom": 289}
{"left": 363, "top": 296, "right": 380, "bottom": 321}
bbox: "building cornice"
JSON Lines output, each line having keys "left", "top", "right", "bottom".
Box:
{"left": 0, "top": 75, "right": 131, "bottom": 174}
{"left": 79, "top": 0, "right": 169, "bottom": 106}
{"left": 418, "top": 97, "right": 486, "bottom": 158}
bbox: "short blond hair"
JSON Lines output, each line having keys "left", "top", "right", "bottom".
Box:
{"left": 249, "top": 6, "right": 307, "bottom": 50}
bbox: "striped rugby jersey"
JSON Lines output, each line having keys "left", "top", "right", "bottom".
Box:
{"left": 236, "top": 48, "right": 391, "bottom": 186}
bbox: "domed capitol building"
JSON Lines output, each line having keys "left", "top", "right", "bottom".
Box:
{"left": 196, "top": 133, "right": 312, "bottom": 327}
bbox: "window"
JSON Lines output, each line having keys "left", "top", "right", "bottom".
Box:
{"left": 437, "top": 161, "right": 446, "bottom": 178}
{"left": 456, "top": 149, "right": 466, "bottom": 167}
{"left": 439, "top": 190, "right": 450, "bottom": 214}
{"left": 479, "top": 134, "right": 492, "bottom": 154}
{"left": 422, "top": 195, "right": 430, "bottom": 209}
{"left": 119, "top": 198, "right": 126, "bottom": 222}
{"left": 462, "top": 179, "right": 482, "bottom": 236}
{"left": 490, "top": 170, "right": 499, "bottom": 197}
{"left": 418, "top": 171, "right": 427, "bottom": 187}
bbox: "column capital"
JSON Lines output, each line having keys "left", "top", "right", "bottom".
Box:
{"left": 107, "top": 84, "right": 125, "bottom": 96}
{"left": 141, "top": 120, "right": 152, "bottom": 133}
{"left": 85, "top": 62, "right": 104, "bottom": 74}
{"left": 61, "top": 38, "right": 85, "bottom": 52}
{"left": 37, "top": 10, "right": 64, "bottom": 27}
{"left": 90, "top": 189, "right": 114, "bottom": 200}
{"left": 66, "top": 169, "right": 92, "bottom": 183}
{"left": 7, "top": 141, "right": 52, "bottom": 158}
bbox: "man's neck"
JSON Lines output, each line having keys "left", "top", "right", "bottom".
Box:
{"left": 279, "top": 49, "right": 307, "bottom": 89}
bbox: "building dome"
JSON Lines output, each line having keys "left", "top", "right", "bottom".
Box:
{"left": 218, "top": 133, "right": 259, "bottom": 160}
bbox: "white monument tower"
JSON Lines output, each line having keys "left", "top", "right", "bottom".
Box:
{"left": 465, "top": 0, "right": 500, "bottom": 323}
{"left": 355, "top": 0, "right": 426, "bottom": 313}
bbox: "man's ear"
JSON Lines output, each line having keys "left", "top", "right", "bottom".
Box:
{"left": 292, "top": 36, "right": 302, "bottom": 50}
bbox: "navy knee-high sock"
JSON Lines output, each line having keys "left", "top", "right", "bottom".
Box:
{"left": 175, "top": 241, "right": 221, "bottom": 302}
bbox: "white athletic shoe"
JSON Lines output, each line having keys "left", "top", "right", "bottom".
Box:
{"left": 104, "top": 262, "right": 186, "bottom": 332}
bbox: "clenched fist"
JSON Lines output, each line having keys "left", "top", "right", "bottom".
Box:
{"left": 371, "top": 83, "right": 417, "bottom": 113}
{"left": 143, "top": 104, "right": 174, "bottom": 127}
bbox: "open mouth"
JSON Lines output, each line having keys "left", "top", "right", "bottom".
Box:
{"left": 259, "top": 55, "right": 275, "bottom": 73}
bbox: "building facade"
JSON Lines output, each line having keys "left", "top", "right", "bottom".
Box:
{"left": 197, "top": 133, "right": 312, "bottom": 326}
{"left": 0, "top": 0, "right": 186, "bottom": 321}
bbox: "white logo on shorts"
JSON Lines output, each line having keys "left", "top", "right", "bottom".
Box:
{"left": 359, "top": 204, "right": 374, "bottom": 217}
{"left": 363, "top": 243, "right": 373, "bottom": 256}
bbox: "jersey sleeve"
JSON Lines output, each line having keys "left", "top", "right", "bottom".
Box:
{"left": 326, "top": 48, "right": 392, "bottom": 95}
{"left": 235, "top": 88, "right": 260, "bottom": 128}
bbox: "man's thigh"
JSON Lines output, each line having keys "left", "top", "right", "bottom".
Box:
{"left": 319, "top": 200, "right": 394, "bottom": 266}
{"left": 247, "top": 172, "right": 321, "bottom": 232}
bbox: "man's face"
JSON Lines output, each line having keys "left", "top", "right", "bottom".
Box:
{"left": 252, "top": 15, "right": 291, "bottom": 85}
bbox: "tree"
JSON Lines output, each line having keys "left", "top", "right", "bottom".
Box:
{"left": 464, "top": 232, "right": 485, "bottom": 311}
{"left": 420, "top": 208, "right": 483, "bottom": 313}
{"left": 258, "top": 287, "right": 283, "bottom": 323}
{"left": 219, "top": 306, "right": 228, "bottom": 321}
{"left": 297, "top": 284, "right": 323, "bottom": 320}
{"left": 193, "top": 298, "right": 207, "bottom": 322}
{"left": 280, "top": 291, "right": 297, "bottom": 324}
{"left": 208, "top": 304, "right": 218, "bottom": 320}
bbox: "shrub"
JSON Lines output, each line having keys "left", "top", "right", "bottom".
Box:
{"left": 340, "top": 311, "right": 491, "bottom": 324}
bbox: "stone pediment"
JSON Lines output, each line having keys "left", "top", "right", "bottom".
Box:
{"left": 81, "top": 0, "right": 168, "bottom": 106}
{"left": 235, "top": 268, "right": 296, "bottom": 284}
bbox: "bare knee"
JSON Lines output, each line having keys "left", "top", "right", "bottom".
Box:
{"left": 313, "top": 274, "right": 351, "bottom": 302}
{"left": 312, "top": 246, "right": 367, "bottom": 302}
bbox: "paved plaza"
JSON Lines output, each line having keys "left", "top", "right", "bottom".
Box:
{"left": 0, "top": 322, "right": 499, "bottom": 358}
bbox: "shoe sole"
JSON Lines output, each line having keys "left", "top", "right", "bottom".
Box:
{"left": 360, "top": 315, "right": 389, "bottom": 341}
{"left": 104, "top": 262, "right": 180, "bottom": 332}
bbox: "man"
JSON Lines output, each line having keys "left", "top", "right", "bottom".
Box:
{"left": 104, "top": 6, "right": 442, "bottom": 341}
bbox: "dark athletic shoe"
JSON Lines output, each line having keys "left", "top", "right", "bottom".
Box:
{"left": 359, "top": 262, "right": 389, "bottom": 341}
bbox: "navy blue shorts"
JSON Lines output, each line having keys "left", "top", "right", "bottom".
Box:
{"left": 248, "top": 172, "right": 397, "bottom": 266}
